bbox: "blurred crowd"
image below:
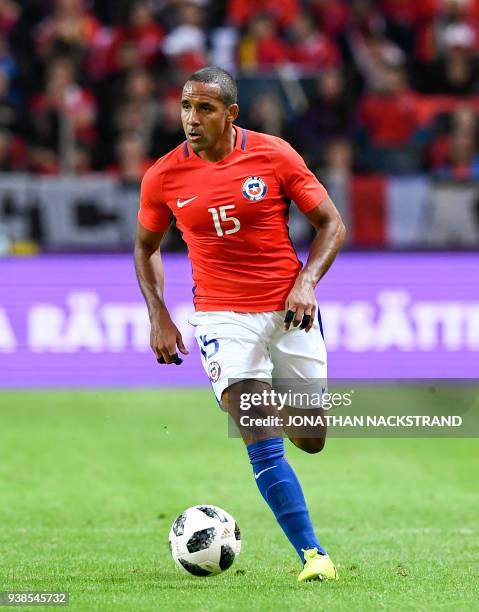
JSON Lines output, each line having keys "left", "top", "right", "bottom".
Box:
{"left": 1, "top": 0, "right": 479, "bottom": 180}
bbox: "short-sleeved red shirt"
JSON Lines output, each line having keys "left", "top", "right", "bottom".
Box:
{"left": 138, "top": 126, "right": 327, "bottom": 312}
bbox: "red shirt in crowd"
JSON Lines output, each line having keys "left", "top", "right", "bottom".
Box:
{"left": 289, "top": 34, "right": 341, "bottom": 70}
{"left": 360, "top": 91, "right": 418, "bottom": 146}
{"left": 227, "top": 0, "right": 300, "bottom": 28}
{"left": 108, "top": 22, "right": 164, "bottom": 71}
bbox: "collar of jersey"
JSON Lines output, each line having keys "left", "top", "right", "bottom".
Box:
{"left": 183, "top": 125, "right": 246, "bottom": 163}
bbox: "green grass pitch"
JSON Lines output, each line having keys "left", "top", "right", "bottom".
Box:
{"left": 0, "top": 389, "right": 477, "bottom": 611}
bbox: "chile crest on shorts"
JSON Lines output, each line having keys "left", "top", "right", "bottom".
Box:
{"left": 242, "top": 176, "right": 267, "bottom": 201}
{"left": 208, "top": 361, "right": 221, "bottom": 383}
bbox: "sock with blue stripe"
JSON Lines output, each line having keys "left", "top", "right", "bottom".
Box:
{"left": 247, "top": 437, "right": 327, "bottom": 561}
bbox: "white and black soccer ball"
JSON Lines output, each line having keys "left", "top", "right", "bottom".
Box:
{"left": 168, "top": 505, "right": 241, "bottom": 576}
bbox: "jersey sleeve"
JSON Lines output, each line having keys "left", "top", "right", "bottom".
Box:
{"left": 272, "top": 139, "right": 328, "bottom": 213}
{"left": 137, "top": 167, "right": 172, "bottom": 232}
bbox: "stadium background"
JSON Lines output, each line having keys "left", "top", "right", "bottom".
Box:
{"left": 0, "top": 2, "right": 478, "bottom": 611}
{"left": 0, "top": 0, "right": 479, "bottom": 251}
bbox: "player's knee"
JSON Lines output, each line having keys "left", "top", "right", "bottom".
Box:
{"left": 222, "top": 381, "right": 284, "bottom": 445}
{"left": 303, "top": 438, "right": 325, "bottom": 454}
{"left": 222, "top": 380, "right": 272, "bottom": 417}
{"left": 294, "top": 437, "right": 326, "bottom": 454}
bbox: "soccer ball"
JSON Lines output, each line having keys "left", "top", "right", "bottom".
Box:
{"left": 168, "top": 505, "right": 241, "bottom": 576}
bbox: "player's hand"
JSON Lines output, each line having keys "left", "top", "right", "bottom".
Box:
{"left": 284, "top": 276, "right": 316, "bottom": 333}
{"left": 150, "top": 310, "right": 189, "bottom": 364}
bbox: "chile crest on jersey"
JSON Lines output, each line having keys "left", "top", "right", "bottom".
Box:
{"left": 242, "top": 176, "right": 267, "bottom": 201}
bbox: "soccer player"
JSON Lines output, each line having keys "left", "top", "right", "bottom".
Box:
{"left": 134, "top": 66, "right": 346, "bottom": 582}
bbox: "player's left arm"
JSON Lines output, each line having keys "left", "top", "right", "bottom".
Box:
{"left": 285, "top": 196, "right": 346, "bottom": 332}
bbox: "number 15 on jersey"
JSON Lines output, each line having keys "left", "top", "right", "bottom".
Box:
{"left": 207, "top": 205, "right": 240, "bottom": 237}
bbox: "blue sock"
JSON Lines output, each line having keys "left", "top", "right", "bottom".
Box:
{"left": 247, "top": 437, "right": 327, "bottom": 561}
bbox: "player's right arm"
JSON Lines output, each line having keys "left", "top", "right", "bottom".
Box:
{"left": 134, "top": 222, "right": 189, "bottom": 364}
{"left": 135, "top": 166, "right": 189, "bottom": 365}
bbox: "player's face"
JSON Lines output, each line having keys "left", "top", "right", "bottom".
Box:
{"left": 181, "top": 81, "right": 238, "bottom": 154}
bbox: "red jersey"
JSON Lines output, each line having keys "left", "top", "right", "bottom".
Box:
{"left": 138, "top": 126, "right": 327, "bottom": 312}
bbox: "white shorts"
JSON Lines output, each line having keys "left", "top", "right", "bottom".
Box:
{"left": 188, "top": 310, "right": 327, "bottom": 407}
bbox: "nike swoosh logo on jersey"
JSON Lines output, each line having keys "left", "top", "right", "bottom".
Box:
{"left": 254, "top": 465, "right": 277, "bottom": 479}
{"left": 177, "top": 196, "right": 199, "bottom": 208}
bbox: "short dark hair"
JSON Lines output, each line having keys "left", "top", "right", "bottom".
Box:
{"left": 186, "top": 66, "right": 237, "bottom": 106}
